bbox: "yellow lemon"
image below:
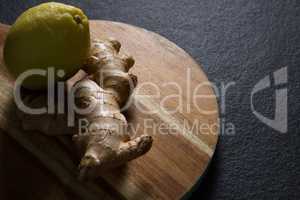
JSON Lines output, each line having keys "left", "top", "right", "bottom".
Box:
{"left": 4, "top": 2, "right": 90, "bottom": 90}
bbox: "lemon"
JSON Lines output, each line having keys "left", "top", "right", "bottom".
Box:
{"left": 4, "top": 2, "right": 90, "bottom": 90}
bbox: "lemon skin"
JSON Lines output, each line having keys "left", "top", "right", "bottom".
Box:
{"left": 4, "top": 2, "right": 90, "bottom": 90}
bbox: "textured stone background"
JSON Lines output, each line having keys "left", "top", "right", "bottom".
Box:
{"left": 0, "top": 0, "right": 299, "bottom": 199}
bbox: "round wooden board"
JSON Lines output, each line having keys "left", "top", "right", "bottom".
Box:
{"left": 0, "top": 20, "right": 219, "bottom": 200}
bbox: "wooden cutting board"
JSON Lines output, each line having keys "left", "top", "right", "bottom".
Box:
{"left": 0, "top": 20, "right": 219, "bottom": 200}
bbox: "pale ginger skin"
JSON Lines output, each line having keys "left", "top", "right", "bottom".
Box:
{"left": 17, "top": 38, "right": 153, "bottom": 180}
{"left": 74, "top": 39, "right": 152, "bottom": 179}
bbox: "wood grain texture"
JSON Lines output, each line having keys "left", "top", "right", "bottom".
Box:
{"left": 0, "top": 20, "right": 219, "bottom": 200}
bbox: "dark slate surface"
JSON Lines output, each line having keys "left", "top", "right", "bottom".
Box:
{"left": 1, "top": 0, "right": 299, "bottom": 199}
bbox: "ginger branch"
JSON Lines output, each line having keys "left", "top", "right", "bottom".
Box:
{"left": 73, "top": 39, "right": 152, "bottom": 179}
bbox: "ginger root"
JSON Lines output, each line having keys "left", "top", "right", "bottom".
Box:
{"left": 73, "top": 39, "right": 152, "bottom": 179}
{"left": 17, "top": 38, "right": 153, "bottom": 180}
